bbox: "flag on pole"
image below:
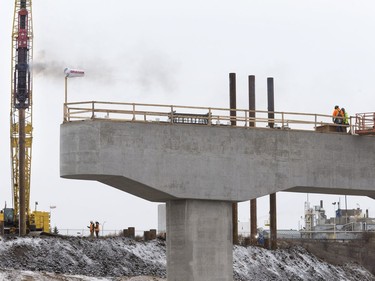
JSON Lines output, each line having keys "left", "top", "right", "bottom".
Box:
{"left": 64, "top": 68, "right": 85, "bottom": 78}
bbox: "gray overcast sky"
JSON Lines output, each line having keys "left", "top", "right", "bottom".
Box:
{"left": 0, "top": 0, "right": 374, "bottom": 234}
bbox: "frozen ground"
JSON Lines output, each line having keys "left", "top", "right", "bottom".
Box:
{"left": 0, "top": 236, "right": 373, "bottom": 281}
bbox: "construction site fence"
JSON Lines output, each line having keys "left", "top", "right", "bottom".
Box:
{"left": 63, "top": 101, "right": 372, "bottom": 134}
{"left": 57, "top": 228, "right": 373, "bottom": 243}
{"left": 238, "top": 230, "right": 373, "bottom": 240}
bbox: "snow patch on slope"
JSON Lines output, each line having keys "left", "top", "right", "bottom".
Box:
{"left": 0, "top": 236, "right": 373, "bottom": 281}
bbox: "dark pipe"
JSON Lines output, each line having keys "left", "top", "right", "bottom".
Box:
{"left": 248, "top": 75, "right": 255, "bottom": 127}
{"left": 250, "top": 200, "right": 257, "bottom": 245}
{"left": 229, "top": 73, "right": 237, "bottom": 126}
{"left": 267, "top": 77, "right": 277, "bottom": 249}
{"left": 249, "top": 75, "right": 257, "bottom": 244}
{"left": 267, "top": 77, "right": 274, "bottom": 128}
{"left": 229, "top": 73, "right": 238, "bottom": 244}
{"left": 270, "top": 193, "right": 277, "bottom": 250}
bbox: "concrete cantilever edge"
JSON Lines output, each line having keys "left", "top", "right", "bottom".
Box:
{"left": 60, "top": 120, "right": 375, "bottom": 202}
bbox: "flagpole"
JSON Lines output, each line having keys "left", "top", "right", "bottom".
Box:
{"left": 63, "top": 68, "right": 85, "bottom": 122}
{"left": 64, "top": 76, "right": 68, "bottom": 121}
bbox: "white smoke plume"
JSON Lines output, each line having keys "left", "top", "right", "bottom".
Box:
{"left": 32, "top": 48, "right": 181, "bottom": 94}
{"left": 31, "top": 50, "right": 68, "bottom": 80}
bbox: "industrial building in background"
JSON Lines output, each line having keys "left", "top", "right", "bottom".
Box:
{"left": 300, "top": 200, "right": 375, "bottom": 239}
{"left": 0, "top": 0, "right": 49, "bottom": 235}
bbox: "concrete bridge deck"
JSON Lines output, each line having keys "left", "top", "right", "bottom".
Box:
{"left": 60, "top": 119, "right": 375, "bottom": 201}
{"left": 60, "top": 101, "right": 375, "bottom": 281}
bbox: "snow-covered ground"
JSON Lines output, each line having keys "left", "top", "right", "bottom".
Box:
{"left": 0, "top": 269, "right": 164, "bottom": 281}
{"left": 0, "top": 236, "right": 373, "bottom": 281}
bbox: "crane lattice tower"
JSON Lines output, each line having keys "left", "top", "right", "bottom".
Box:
{"left": 10, "top": 0, "right": 33, "bottom": 230}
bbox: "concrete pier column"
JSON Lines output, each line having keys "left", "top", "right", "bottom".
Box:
{"left": 166, "top": 199, "right": 233, "bottom": 281}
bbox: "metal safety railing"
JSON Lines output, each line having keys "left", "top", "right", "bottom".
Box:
{"left": 63, "top": 101, "right": 359, "bottom": 134}
{"left": 354, "top": 112, "right": 375, "bottom": 135}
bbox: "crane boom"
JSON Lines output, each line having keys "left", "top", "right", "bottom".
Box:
{"left": 10, "top": 0, "right": 33, "bottom": 234}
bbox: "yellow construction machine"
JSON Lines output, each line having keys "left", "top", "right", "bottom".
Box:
{"left": 0, "top": 0, "right": 49, "bottom": 235}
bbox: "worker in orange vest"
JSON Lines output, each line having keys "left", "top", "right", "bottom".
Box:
{"left": 332, "top": 105, "right": 342, "bottom": 132}
{"left": 95, "top": 221, "right": 100, "bottom": 238}
{"left": 87, "top": 221, "right": 94, "bottom": 237}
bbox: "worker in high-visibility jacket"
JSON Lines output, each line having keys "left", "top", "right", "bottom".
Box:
{"left": 332, "top": 105, "right": 340, "bottom": 122}
{"left": 332, "top": 105, "right": 342, "bottom": 132}
{"left": 95, "top": 221, "right": 100, "bottom": 238}
{"left": 341, "top": 108, "right": 349, "bottom": 133}
{"left": 87, "top": 221, "right": 94, "bottom": 237}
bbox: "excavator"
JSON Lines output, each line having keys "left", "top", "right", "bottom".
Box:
{"left": 0, "top": 0, "right": 49, "bottom": 235}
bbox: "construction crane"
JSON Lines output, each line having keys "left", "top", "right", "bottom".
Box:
{"left": 0, "top": 0, "right": 49, "bottom": 235}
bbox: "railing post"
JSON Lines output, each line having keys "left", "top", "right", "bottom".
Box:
{"left": 91, "top": 102, "right": 95, "bottom": 119}
{"left": 171, "top": 105, "right": 174, "bottom": 124}
{"left": 314, "top": 114, "right": 317, "bottom": 129}
{"left": 245, "top": 110, "right": 248, "bottom": 127}
{"left": 132, "top": 103, "right": 135, "bottom": 121}
{"left": 63, "top": 103, "right": 67, "bottom": 122}
{"left": 208, "top": 108, "right": 212, "bottom": 125}
{"left": 281, "top": 112, "right": 284, "bottom": 128}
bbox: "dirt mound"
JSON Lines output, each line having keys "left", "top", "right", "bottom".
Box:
{"left": 0, "top": 236, "right": 373, "bottom": 281}
{"left": 0, "top": 236, "right": 166, "bottom": 278}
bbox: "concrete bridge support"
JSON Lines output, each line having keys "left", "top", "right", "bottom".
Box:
{"left": 60, "top": 119, "right": 375, "bottom": 281}
{"left": 166, "top": 200, "right": 233, "bottom": 281}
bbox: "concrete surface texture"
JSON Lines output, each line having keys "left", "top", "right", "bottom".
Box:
{"left": 60, "top": 120, "right": 375, "bottom": 202}
{"left": 166, "top": 200, "right": 233, "bottom": 281}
